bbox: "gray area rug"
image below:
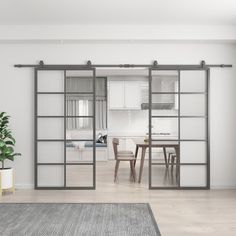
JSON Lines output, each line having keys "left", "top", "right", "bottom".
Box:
{"left": 0, "top": 203, "right": 161, "bottom": 236}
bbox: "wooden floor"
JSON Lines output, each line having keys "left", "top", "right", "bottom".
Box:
{"left": 1, "top": 161, "right": 236, "bottom": 236}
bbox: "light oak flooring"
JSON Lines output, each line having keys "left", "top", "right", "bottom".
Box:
{"left": 1, "top": 160, "right": 236, "bottom": 236}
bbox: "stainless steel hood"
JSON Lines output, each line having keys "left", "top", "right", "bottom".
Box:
{"left": 141, "top": 103, "right": 174, "bottom": 110}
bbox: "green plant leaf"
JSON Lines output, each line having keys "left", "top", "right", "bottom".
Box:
{"left": 5, "top": 140, "right": 14, "bottom": 146}
{"left": 2, "top": 116, "right": 10, "bottom": 120}
{"left": 13, "top": 153, "right": 21, "bottom": 156}
{"left": 5, "top": 146, "right": 14, "bottom": 155}
{"left": 7, "top": 156, "right": 14, "bottom": 161}
{"left": 7, "top": 136, "right": 15, "bottom": 144}
{"left": 0, "top": 154, "right": 6, "bottom": 161}
{"left": 0, "top": 112, "right": 20, "bottom": 163}
{"left": 0, "top": 140, "right": 6, "bottom": 148}
{"left": 0, "top": 112, "right": 6, "bottom": 118}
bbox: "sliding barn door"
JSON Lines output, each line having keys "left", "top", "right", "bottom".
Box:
{"left": 149, "top": 67, "right": 209, "bottom": 189}
{"left": 35, "top": 68, "right": 96, "bottom": 189}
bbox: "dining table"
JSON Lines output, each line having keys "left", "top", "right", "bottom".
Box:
{"left": 133, "top": 139, "right": 180, "bottom": 183}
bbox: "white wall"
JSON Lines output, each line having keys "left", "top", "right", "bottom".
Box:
{"left": 0, "top": 42, "right": 235, "bottom": 188}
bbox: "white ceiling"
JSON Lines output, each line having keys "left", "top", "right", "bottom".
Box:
{"left": 0, "top": 0, "right": 236, "bottom": 25}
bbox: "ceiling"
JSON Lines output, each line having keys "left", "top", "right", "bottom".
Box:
{"left": 0, "top": 0, "right": 236, "bottom": 25}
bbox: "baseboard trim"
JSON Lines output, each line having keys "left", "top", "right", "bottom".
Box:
{"left": 15, "top": 184, "right": 34, "bottom": 189}
{"left": 210, "top": 185, "right": 236, "bottom": 190}
{"left": 14, "top": 184, "right": 236, "bottom": 190}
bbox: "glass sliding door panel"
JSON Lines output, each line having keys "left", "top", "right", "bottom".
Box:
{"left": 150, "top": 68, "right": 209, "bottom": 189}
{"left": 38, "top": 165, "right": 64, "bottom": 187}
{"left": 180, "top": 165, "right": 207, "bottom": 187}
{"left": 66, "top": 165, "right": 93, "bottom": 187}
{"left": 38, "top": 118, "right": 64, "bottom": 139}
{"left": 36, "top": 68, "right": 96, "bottom": 189}
{"left": 151, "top": 70, "right": 178, "bottom": 92}
{"left": 152, "top": 118, "right": 178, "bottom": 139}
{"left": 180, "top": 94, "right": 206, "bottom": 116}
{"left": 38, "top": 71, "right": 64, "bottom": 92}
{"left": 151, "top": 165, "right": 178, "bottom": 187}
{"left": 38, "top": 94, "right": 64, "bottom": 116}
{"left": 180, "top": 118, "right": 206, "bottom": 140}
{"left": 38, "top": 142, "right": 64, "bottom": 163}
{"left": 180, "top": 142, "right": 206, "bottom": 163}
{"left": 180, "top": 71, "right": 206, "bottom": 92}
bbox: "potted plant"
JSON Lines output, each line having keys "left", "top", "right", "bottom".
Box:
{"left": 0, "top": 112, "right": 21, "bottom": 195}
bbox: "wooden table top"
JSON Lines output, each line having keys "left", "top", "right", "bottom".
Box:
{"left": 133, "top": 138, "right": 179, "bottom": 148}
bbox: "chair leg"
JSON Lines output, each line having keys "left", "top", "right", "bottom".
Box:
{"left": 114, "top": 160, "right": 120, "bottom": 182}
{"left": 176, "top": 156, "right": 179, "bottom": 179}
{"left": 171, "top": 155, "right": 175, "bottom": 173}
{"left": 163, "top": 147, "right": 168, "bottom": 168}
{"left": 129, "top": 161, "right": 133, "bottom": 181}
{"left": 130, "top": 161, "right": 136, "bottom": 182}
{"left": 167, "top": 153, "right": 172, "bottom": 168}
{"left": 129, "top": 162, "right": 134, "bottom": 181}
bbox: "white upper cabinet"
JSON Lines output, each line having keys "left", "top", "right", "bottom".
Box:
{"left": 109, "top": 81, "right": 124, "bottom": 109}
{"left": 124, "top": 81, "right": 141, "bottom": 109}
{"left": 109, "top": 81, "right": 141, "bottom": 110}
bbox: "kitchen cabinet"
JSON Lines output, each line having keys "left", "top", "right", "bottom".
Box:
{"left": 109, "top": 81, "right": 124, "bottom": 109}
{"left": 109, "top": 81, "right": 141, "bottom": 110}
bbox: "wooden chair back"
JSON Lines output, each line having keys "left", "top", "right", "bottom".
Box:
{"left": 112, "top": 138, "right": 119, "bottom": 160}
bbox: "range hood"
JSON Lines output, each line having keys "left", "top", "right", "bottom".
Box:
{"left": 141, "top": 103, "right": 175, "bottom": 110}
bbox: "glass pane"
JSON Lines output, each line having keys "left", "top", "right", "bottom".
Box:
{"left": 38, "top": 165, "right": 64, "bottom": 187}
{"left": 151, "top": 165, "right": 178, "bottom": 187}
{"left": 96, "top": 77, "right": 106, "bottom": 97}
{"left": 66, "top": 94, "right": 93, "bottom": 117}
{"left": 66, "top": 70, "right": 94, "bottom": 93}
{"left": 180, "top": 94, "right": 206, "bottom": 116}
{"left": 38, "top": 71, "right": 64, "bottom": 92}
{"left": 152, "top": 70, "right": 178, "bottom": 92}
{"left": 151, "top": 118, "right": 178, "bottom": 138}
{"left": 180, "top": 142, "right": 206, "bottom": 163}
{"left": 180, "top": 165, "right": 206, "bottom": 187}
{"left": 38, "top": 142, "right": 64, "bottom": 163}
{"left": 151, "top": 146, "right": 177, "bottom": 165}
{"left": 151, "top": 94, "right": 178, "bottom": 115}
{"left": 66, "top": 145, "right": 94, "bottom": 163}
{"left": 38, "top": 118, "right": 64, "bottom": 139}
{"left": 38, "top": 94, "right": 64, "bottom": 116}
{"left": 180, "top": 118, "right": 206, "bottom": 140}
{"left": 180, "top": 71, "right": 206, "bottom": 92}
{"left": 66, "top": 118, "right": 93, "bottom": 139}
{"left": 66, "top": 165, "right": 93, "bottom": 187}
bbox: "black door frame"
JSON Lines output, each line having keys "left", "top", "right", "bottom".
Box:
{"left": 148, "top": 67, "right": 210, "bottom": 189}
{"left": 35, "top": 67, "right": 96, "bottom": 190}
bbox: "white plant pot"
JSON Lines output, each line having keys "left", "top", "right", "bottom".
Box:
{"left": 0, "top": 168, "right": 13, "bottom": 190}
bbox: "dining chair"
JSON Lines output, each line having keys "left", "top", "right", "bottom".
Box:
{"left": 112, "top": 138, "right": 136, "bottom": 182}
